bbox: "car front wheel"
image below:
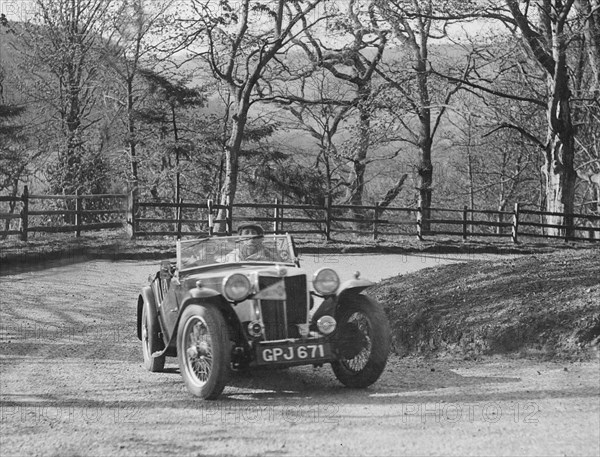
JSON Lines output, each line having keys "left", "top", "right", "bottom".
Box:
{"left": 141, "top": 302, "right": 166, "bottom": 372}
{"left": 331, "top": 295, "right": 391, "bottom": 388}
{"left": 177, "top": 304, "right": 231, "bottom": 399}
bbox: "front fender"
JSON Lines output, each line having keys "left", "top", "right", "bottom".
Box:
{"left": 337, "top": 279, "right": 375, "bottom": 306}
{"left": 311, "top": 279, "right": 375, "bottom": 322}
{"left": 137, "top": 286, "right": 157, "bottom": 341}
{"left": 159, "top": 288, "right": 234, "bottom": 355}
{"left": 180, "top": 287, "right": 222, "bottom": 310}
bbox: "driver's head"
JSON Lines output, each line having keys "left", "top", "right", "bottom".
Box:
{"left": 237, "top": 223, "right": 264, "bottom": 238}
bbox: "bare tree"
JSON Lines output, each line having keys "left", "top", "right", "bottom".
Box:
{"left": 102, "top": 0, "right": 173, "bottom": 198}
{"left": 177, "top": 0, "right": 329, "bottom": 233}
{"left": 573, "top": 0, "right": 600, "bottom": 214}
{"left": 18, "top": 0, "right": 113, "bottom": 194}
{"left": 424, "top": 1, "right": 597, "bottom": 235}
{"left": 451, "top": 98, "right": 543, "bottom": 231}
{"left": 311, "top": 0, "right": 388, "bottom": 219}
{"left": 502, "top": 0, "right": 578, "bottom": 235}
{"left": 457, "top": 0, "right": 594, "bottom": 236}
{"left": 0, "top": 66, "right": 27, "bottom": 235}
{"left": 271, "top": 1, "right": 416, "bottom": 229}
{"left": 268, "top": 67, "right": 351, "bottom": 203}
{"left": 374, "top": 0, "right": 468, "bottom": 233}
{"left": 138, "top": 68, "right": 205, "bottom": 203}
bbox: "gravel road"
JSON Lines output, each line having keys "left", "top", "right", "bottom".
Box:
{"left": 1, "top": 256, "right": 598, "bottom": 456}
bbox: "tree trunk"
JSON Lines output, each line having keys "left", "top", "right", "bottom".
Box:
{"left": 417, "top": 136, "right": 433, "bottom": 234}
{"left": 542, "top": 137, "right": 577, "bottom": 237}
{"left": 415, "top": 50, "right": 433, "bottom": 234}
{"left": 127, "top": 77, "right": 138, "bottom": 190}
{"left": 466, "top": 139, "right": 475, "bottom": 213}
{"left": 417, "top": 163, "right": 433, "bottom": 234}
{"left": 348, "top": 84, "right": 370, "bottom": 231}
{"left": 171, "top": 105, "right": 180, "bottom": 205}
{"left": 3, "top": 180, "right": 19, "bottom": 237}
{"left": 542, "top": 68, "right": 577, "bottom": 238}
{"left": 214, "top": 102, "right": 248, "bottom": 234}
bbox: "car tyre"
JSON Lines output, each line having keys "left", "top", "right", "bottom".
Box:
{"left": 141, "top": 302, "right": 166, "bottom": 372}
{"left": 331, "top": 295, "right": 391, "bottom": 388}
{"left": 177, "top": 304, "right": 231, "bottom": 399}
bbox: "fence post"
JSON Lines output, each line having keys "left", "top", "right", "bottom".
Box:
{"left": 564, "top": 212, "right": 574, "bottom": 242}
{"left": 416, "top": 206, "right": 423, "bottom": 241}
{"left": 373, "top": 202, "right": 380, "bottom": 241}
{"left": 325, "top": 195, "right": 332, "bottom": 241}
{"left": 207, "top": 200, "right": 214, "bottom": 236}
{"left": 512, "top": 202, "right": 520, "bottom": 244}
{"left": 126, "top": 189, "right": 136, "bottom": 239}
{"left": 273, "top": 198, "right": 280, "bottom": 234}
{"left": 176, "top": 198, "right": 183, "bottom": 239}
{"left": 279, "top": 196, "right": 284, "bottom": 233}
{"left": 20, "top": 185, "right": 29, "bottom": 241}
{"left": 75, "top": 190, "right": 82, "bottom": 237}
{"left": 462, "top": 205, "right": 468, "bottom": 241}
{"left": 226, "top": 197, "right": 233, "bottom": 235}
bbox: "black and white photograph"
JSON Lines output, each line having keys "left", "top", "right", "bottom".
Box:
{"left": 1, "top": 0, "right": 599, "bottom": 456}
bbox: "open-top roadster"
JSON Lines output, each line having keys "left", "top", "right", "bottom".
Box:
{"left": 136, "top": 230, "right": 391, "bottom": 399}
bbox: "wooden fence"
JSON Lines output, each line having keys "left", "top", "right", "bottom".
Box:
{"left": 1, "top": 187, "right": 599, "bottom": 243}
{"left": 0, "top": 187, "right": 127, "bottom": 241}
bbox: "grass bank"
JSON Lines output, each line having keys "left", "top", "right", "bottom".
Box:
{"left": 371, "top": 248, "right": 600, "bottom": 360}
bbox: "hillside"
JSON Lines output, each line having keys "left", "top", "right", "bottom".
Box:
{"left": 371, "top": 248, "right": 600, "bottom": 360}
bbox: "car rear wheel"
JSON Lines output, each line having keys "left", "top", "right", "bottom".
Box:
{"left": 177, "top": 304, "right": 231, "bottom": 399}
{"left": 331, "top": 295, "right": 391, "bottom": 388}
{"left": 141, "top": 302, "right": 166, "bottom": 372}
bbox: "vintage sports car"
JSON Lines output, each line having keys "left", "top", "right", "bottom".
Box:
{"left": 136, "top": 232, "right": 391, "bottom": 399}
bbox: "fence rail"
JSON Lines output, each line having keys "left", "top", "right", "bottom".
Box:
{"left": 1, "top": 187, "right": 599, "bottom": 243}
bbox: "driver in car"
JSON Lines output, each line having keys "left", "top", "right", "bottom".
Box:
{"left": 222, "top": 223, "right": 268, "bottom": 262}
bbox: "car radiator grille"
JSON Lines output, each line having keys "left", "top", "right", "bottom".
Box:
{"left": 259, "top": 275, "right": 307, "bottom": 340}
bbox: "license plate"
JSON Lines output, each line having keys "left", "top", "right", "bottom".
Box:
{"left": 257, "top": 342, "right": 332, "bottom": 364}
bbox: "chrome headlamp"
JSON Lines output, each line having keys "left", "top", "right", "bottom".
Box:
{"left": 223, "top": 273, "right": 252, "bottom": 302}
{"left": 312, "top": 268, "right": 340, "bottom": 295}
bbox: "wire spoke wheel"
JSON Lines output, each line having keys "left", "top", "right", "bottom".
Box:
{"left": 340, "top": 312, "right": 372, "bottom": 373}
{"left": 177, "top": 304, "right": 230, "bottom": 399}
{"left": 183, "top": 316, "right": 214, "bottom": 387}
{"left": 332, "top": 295, "right": 391, "bottom": 388}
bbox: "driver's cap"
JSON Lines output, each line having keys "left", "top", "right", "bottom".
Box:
{"left": 237, "top": 223, "right": 264, "bottom": 236}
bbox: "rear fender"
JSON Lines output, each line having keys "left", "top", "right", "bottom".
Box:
{"left": 137, "top": 286, "right": 157, "bottom": 341}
